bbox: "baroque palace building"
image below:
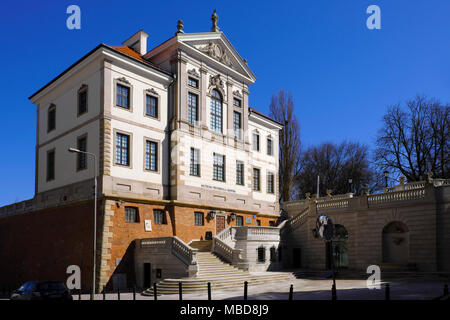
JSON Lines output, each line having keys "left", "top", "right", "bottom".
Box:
{"left": 0, "top": 12, "right": 285, "bottom": 291}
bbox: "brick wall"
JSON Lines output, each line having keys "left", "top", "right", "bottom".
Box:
{"left": 0, "top": 200, "right": 97, "bottom": 291}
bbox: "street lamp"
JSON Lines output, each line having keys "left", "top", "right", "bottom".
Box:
{"left": 68, "top": 147, "right": 97, "bottom": 298}
{"left": 383, "top": 170, "right": 389, "bottom": 188}
{"left": 348, "top": 178, "right": 353, "bottom": 193}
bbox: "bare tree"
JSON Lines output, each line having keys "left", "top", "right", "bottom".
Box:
{"left": 294, "top": 141, "right": 376, "bottom": 198}
{"left": 375, "top": 95, "right": 450, "bottom": 181}
{"left": 269, "top": 90, "right": 301, "bottom": 202}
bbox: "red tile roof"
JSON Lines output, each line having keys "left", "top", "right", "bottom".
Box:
{"left": 107, "top": 45, "right": 169, "bottom": 74}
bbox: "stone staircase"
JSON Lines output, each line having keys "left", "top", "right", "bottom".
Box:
{"left": 142, "top": 241, "right": 296, "bottom": 296}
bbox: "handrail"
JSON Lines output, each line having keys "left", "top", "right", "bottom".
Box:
{"left": 212, "top": 236, "right": 243, "bottom": 265}
{"left": 171, "top": 236, "right": 198, "bottom": 266}
{"left": 287, "top": 206, "right": 310, "bottom": 230}
{"left": 215, "top": 226, "right": 233, "bottom": 243}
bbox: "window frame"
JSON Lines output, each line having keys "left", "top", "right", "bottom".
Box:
{"left": 210, "top": 89, "right": 223, "bottom": 133}
{"left": 114, "top": 130, "right": 132, "bottom": 168}
{"left": 77, "top": 85, "right": 88, "bottom": 116}
{"left": 153, "top": 209, "right": 167, "bottom": 225}
{"left": 125, "top": 206, "right": 139, "bottom": 223}
{"left": 236, "top": 160, "right": 244, "bottom": 186}
{"left": 267, "top": 171, "right": 275, "bottom": 194}
{"left": 144, "top": 94, "right": 158, "bottom": 119}
{"left": 144, "top": 139, "right": 159, "bottom": 172}
{"left": 257, "top": 246, "right": 266, "bottom": 263}
{"left": 76, "top": 134, "right": 88, "bottom": 171}
{"left": 267, "top": 137, "right": 273, "bottom": 156}
{"left": 194, "top": 212, "right": 204, "bottom": 226}
{"left": 190, "top": 148, "right": 201, "bottom": 177}
{"left": 213, "top": 153, "right": 225, "bottom": 182}
{"left": 236, "top": 215, "right": 244, "bottom": 227}
{"left": 188, "top": 77, "right": 199, "bottom": 89}
{"left": 253, "top": 167, "right": 261, "bottom": 191}
{"left": 233, "top": 97, "right": 242, "bottom": 108}
{"left": 188, "top": 92, "right": 199, "bottom": 125}
{"left": 233, "top": 111, "right": 242, "bottom": 140}
{"left": 114, "top": 78, "right": 133, "bottom": 111}
{"left": 46, "top": 148, "right": 56, "bottom": 182}
{"left": 47, "top": 104, "right": 56, "bottom": 133}
{"left": 252, "top": 132, "right": 260, "bottom": 152}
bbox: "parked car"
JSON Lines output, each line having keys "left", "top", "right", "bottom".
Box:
{"left": 10, "top": 281, "right": 72, "bottom": 300}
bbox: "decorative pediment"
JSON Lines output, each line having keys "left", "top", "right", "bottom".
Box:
{"left": 145, "top": 88, "right": 159, "bottom": 96}
{"left": 233, "top": 90, "right": 242, "bottom": 98}
{"left": 196, "top": 43, "right": 233, "bottom": 68}
{"left": 187, "top": 68, "right": 200, "bottom": 78}
{"left": 116, "top": 77, "right": 130, "bottom": 85}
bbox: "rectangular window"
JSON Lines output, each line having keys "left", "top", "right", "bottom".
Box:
{"left": 233, "top": 98, "right": 241, "bottom": 107}
{"left": 269, "top": 221, "right": 276, "bottom": 227}
{"left": 125, "top": 207, "right": 139, "bottom": 223}
{"left": 236, "top": 161, "right": 244, "bottom": 185}
{"left": 190, "top": 148, "right": 200, "bottom": 176}
{"left": 77, "top": 136, "right": 87, "bottom": 170}
{"left": 213, "top": 153, "right": 225, "bottom": 182}
{"left": 78, "top": 89, "right": 87, "bottom": 115}
{"left": 47, "top": 106, "right": 56, "bottom": 132}
{"left": 188, "top": 77, "right": 199, "bottom": 88}
{"left": 47, "top": 150, "right": 55, "bottom": 181}
{"left": 267, "top": 138, "right": 273, "bottom": 156}
{"left": 153, "top": 209, "right": 166, "bottom": 225}
{"left": 253, "top": 133, "right": 260, "bottom": 151}
{"left": 115, "top": 133, "right": 130, "bottom": 166}
{"left": 145, "top": 95, "right": 158, "bottom": 118}
{"left": 194, "top": 212, "right": 204, "bottom": 226}
{"left": 253, "top": 168, "right": 260, "bottom": 191}
{"left": 210, "top": 93, "right": 223, "bottom": 133}
{"left": 145, "top": 140, "right": 158, "bottom": 171}
{"left": 116, "top": 84, "right": 130, "bottom": 109}
{"left": 188, "top": 92, "right": 198, "bottom": 125}
{"left": 256, "top": 220, "right": 261, "bottom": 226}
{"left": 236, "top": 215, "right": 244, "bottom": 227}
{"left": 267, "top": 172, "right": 274, "bottom": 194}
{"left": 233, "top": 111, "right": 241, "bottom": 139}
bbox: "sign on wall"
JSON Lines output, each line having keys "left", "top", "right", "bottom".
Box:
{"left": 245, "top": 217, "right": 252, "bottom": 225}
{"left": 144, "top": 220, "right": 152, "bottom": 232}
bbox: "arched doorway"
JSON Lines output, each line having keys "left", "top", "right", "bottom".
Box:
{"left": 325, "top": 224, "right": 349, "bottom": 269}
{"left": 382, "top": 221, "right": 409, "bottom": 264}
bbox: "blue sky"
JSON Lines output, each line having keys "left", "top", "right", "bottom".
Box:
{"left": 1, "top": 0, "right": 449, "bottom": 206}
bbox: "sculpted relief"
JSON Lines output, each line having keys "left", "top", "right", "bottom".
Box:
{"left": 196, "top": 43, "right": 233, "bottom": 68}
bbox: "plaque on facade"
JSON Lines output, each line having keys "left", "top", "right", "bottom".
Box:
{"left": 245, "top": 217, "right": 252, "bottom": 225}
{"left": 144, "top": 219, "right": 152, "bottom": 232}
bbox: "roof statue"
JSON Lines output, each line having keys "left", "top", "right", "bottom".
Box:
{"left": 211, "top": 9, "right": 220, "bottom": 32}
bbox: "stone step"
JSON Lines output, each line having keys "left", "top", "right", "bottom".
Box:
{"left": 143, "top": 275, "right": 296, "bottom": 295}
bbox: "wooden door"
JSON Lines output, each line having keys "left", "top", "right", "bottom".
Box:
{"left": 216, "top": 215, "right": 226, "bottom": 234}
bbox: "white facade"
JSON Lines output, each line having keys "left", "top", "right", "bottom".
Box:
{"left": 29, "top": 27, "right": 282, "bottom": 216}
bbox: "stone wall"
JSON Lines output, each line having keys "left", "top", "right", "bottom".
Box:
{"left": 282, "top": 182, "right": 450, "bottom": 272}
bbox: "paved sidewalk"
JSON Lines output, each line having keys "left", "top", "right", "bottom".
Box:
{"left": 72, "top": 277, "right": 448, "bottom": 300}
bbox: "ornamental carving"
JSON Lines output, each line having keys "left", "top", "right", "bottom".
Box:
{"left": 197, "top": 43, "right": 233, "bottom": 67}
{"left": 233, "top": 90, "right": 242, "bottom": 98}
{"left": 116, "top": 77, "right": 130, "bottom": 85}
{"left": 187, "top": 68, "right": 200, "bottom": 78}
{"left": 208, "top": 74, "right": 224, "bottom": 93}
{"left": 145, "top": 88, "right": 159, "bottom": 96}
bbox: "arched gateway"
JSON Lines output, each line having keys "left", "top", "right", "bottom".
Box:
{"left": 382, "top": 221, "right": 409, "bottom": 264}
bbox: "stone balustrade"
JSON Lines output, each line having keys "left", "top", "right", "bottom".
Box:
{"left": 171, "top": 236, "right": 198, "bottom": 266}
{"left": 368, "top": 188, "right": 426, "bottom": 206}
{"left": 316, "top": 199, "right": 349, "bottom": 210}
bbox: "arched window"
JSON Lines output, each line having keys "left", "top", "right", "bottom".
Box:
{"left": 210, "top": 89, "right": 223, "bottom": 133}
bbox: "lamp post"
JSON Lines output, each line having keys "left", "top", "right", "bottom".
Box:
{"left": 68, "top": 147, "right": 97, "bottom": 297}
{"left": 348, "top": 178, "right": 353, "bottom": 194}
{"left": 383, "top": 171, "right": 389, "bottom": 188}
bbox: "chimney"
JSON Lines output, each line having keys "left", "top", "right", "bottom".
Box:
{"left": 122, "top": 30, "right": 149, "bottom": 55}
